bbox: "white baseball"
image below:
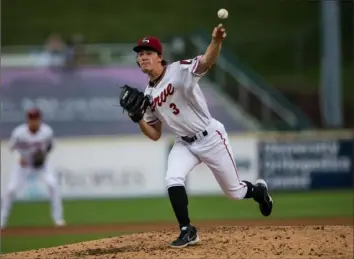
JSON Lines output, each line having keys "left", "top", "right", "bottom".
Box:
{"left": 217, "top": 8, "right": 228, "bottom": 19}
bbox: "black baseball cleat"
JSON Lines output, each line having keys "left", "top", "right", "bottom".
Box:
{"left": 169, "top": 224, "right": 200, "bottom": 248}
{"left": 255, "top": 179, "right": 273, "bottom": 217}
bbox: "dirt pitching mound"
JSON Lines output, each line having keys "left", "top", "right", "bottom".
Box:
{"left": 4, "top": 225, "right": 353, "bottom": 259}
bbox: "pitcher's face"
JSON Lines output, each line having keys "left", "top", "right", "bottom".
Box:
{"left": 137, "top": 50, "right": 162, "bottom": 73}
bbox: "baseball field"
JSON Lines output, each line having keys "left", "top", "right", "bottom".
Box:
{"left": 1, "top": 190, "right": 353, "bottom": 258}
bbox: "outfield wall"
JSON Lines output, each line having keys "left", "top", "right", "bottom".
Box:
{"left": 1, "top": 130, "right": 353, "bottom": 201}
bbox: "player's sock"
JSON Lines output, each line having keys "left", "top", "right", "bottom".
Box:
{"left": 168, "top": 186, "right": 190, "bottom": 228}
{"left": 49, "top": 185, "right": 64, "bottom": 223}
{"left": 0, "top": 192, "right": 14, "bottom": 226}
{"left": 241, "top": 181, "right": 264, "bottom": 202}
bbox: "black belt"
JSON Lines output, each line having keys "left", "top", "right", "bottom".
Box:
{"left": 181, "top": 130, "right": 208, "bottom": 143}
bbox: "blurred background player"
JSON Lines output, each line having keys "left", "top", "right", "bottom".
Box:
{"left": 0, "top": 108, "right": 65, "bottom": 229}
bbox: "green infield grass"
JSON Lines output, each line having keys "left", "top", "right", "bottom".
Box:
{"left": 5, "top": 190, "right": 353, "bottom": 227}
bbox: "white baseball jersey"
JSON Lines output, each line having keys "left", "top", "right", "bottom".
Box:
{"left": 143, "top": 55, "right": 212, "bottom": 136}
{"left": 8, "top": 123, "right": 54, "bottom": 166}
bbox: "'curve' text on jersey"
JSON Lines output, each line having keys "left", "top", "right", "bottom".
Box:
{"left": 151, "top": 84, "right": 175, "bottom": 112}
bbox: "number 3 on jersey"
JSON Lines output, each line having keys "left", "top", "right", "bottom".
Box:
{"left": 169, "top": 103, "right": 180, "bottom": 115}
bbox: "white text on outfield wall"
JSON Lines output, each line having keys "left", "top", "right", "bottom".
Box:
{"left": 0, "top": 136, "right": 258, "bottom": 201}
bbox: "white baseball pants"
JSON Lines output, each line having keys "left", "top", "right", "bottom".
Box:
{"left": 165, "top": 119, "right": 248, "bottom": 200}
{"left": 1, "top": 162, "right": 64, "bottom": 227}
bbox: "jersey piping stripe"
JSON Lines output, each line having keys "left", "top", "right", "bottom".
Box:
{"left": 147, "top": 118, "right": 160, "bottom": 124}
{"left": 216, "top": 130, "right": 241, "bottom": 183}
{"left": 191, "top": 55, "right": 203, "bottom": 77}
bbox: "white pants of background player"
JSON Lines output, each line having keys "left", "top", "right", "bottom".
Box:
{"left": 0, "top": 162, "right": 64, "bottom": 228}
{"left": 165, "top": 119, "right": 248, "bottom": 199}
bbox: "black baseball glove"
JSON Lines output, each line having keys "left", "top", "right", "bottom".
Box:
{"left": 119, "top": 85, "right": 151, "bottom": 123}
{"left": 32, "top": 149, "right": 46, "bottom": 168}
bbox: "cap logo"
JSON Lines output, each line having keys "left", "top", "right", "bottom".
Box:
{"left": 142, "top": 38, "right": 150, "bottom": 43}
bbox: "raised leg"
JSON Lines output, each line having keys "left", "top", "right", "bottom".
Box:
{"left": 193, "top": 126, "right": 273, "bottom": 217}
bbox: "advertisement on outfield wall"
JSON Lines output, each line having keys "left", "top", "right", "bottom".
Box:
{"left": 2, "top": 133, "right": 352, "bottom": 201}
{"left": 1, "top": 137, "right": 167, "bottom": 200}
{"left": 258, "top": 138, "right": 354, "bottom": 190}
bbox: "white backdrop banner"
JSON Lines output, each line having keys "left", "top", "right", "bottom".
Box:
{"left": 186, "top": 136, "right": 259, "bottom": 195}
{"left": 1, "top": 134, "right": 260, "bottom": 200}
{"left": 1, "top": 136, "right": 167, "bottom": 200}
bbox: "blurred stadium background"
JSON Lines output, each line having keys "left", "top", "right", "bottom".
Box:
{"left": 1, "top": 0, "right": 353, "bottom": 254}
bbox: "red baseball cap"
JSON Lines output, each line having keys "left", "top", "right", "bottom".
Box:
{"left": 27, "top": 108, "right": 41, "bottom": 119}
{"left": 133, "top": 36, "right": 163, "bottom": 55}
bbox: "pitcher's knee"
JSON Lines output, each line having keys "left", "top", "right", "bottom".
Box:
{"left": 165, "top": 175, "right": 185, "bottom": 188}
{"left": 225, "top": 186, "right": 248, "bottom": 200}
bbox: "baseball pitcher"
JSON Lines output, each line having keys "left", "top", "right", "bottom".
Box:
{"left": 119, "top": 24, "right": 273, "bottom": 248}
{"left": 1, "top": 108, "right": 65, "bottom": 229}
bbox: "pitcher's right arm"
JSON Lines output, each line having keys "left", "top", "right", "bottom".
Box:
{"left": 138, "top": 120, "right": 162, "bottom": 141}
